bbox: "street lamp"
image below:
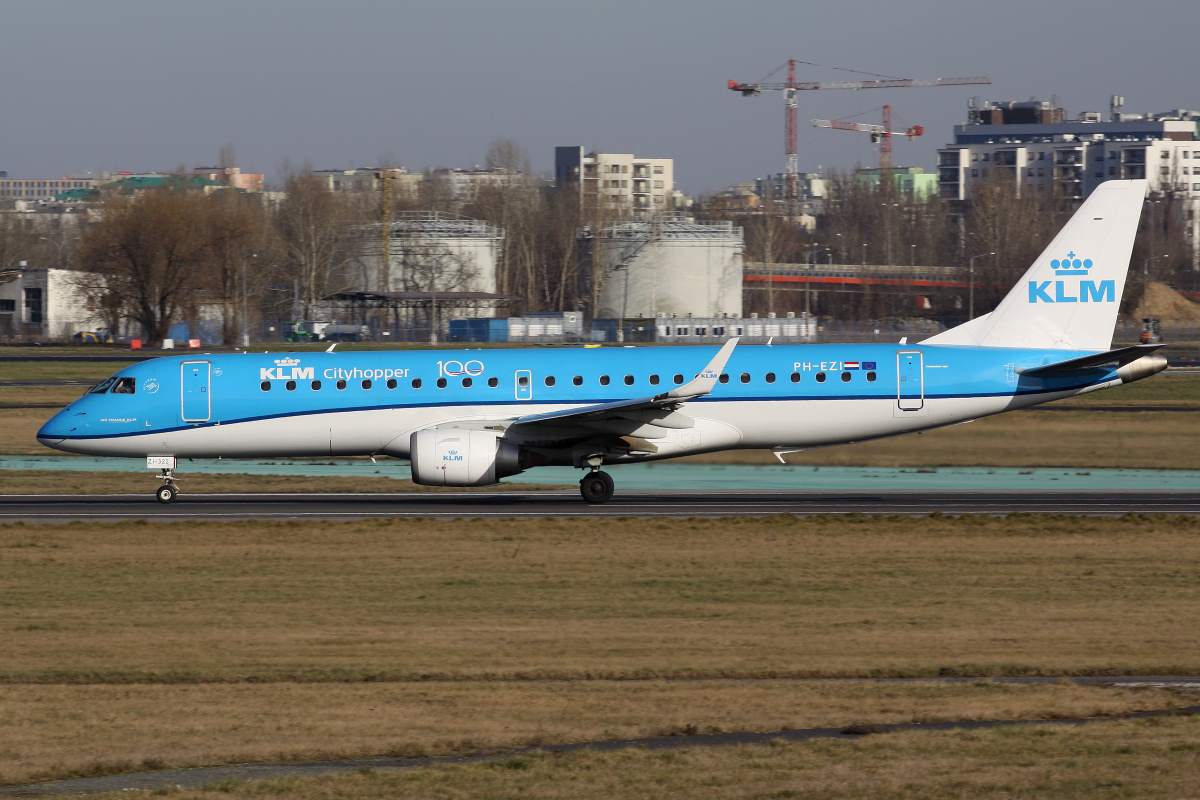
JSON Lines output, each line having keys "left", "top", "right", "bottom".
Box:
{"left": 968, "top": 251, "right": 995, "bottom": 321}
{"left": 242, "top": 254, "right": 256, "bottom": 347}
{"left": 861, "top": 243, "right": 867, "bottom": 267}
{"left": 1142, "top": 253, "right": 1168, "bottom": 318}
{"left": 807, "top": 244, "right": 828, "bottom": 318}
{"left": 881, "top": 203, "right": 900, "bottom": 266}
{"left": 835, "top": 233, "right": 843, "bottom": 265}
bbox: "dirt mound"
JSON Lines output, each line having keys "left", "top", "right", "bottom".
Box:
{"left": 1137, "top": 281, "right": 1200, "bottom": 321}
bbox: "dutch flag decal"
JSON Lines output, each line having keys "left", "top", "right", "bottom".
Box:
{"left": 844, "top": 361, "right": 860, "bottom": 370}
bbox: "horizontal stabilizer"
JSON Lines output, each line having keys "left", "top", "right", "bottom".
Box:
{"left": 1017, "top": 344, "right": 1164, "bottom": 376}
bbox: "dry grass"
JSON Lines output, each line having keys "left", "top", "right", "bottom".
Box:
{"left": 67, "top": 717, "right": 1200, "bottom": 800}
{"left": 3, "top": 514, "right": 1200, "bottom": 789}
{"left": 0, "top": 681, "right": 1190, "bottom": 787}
{"left": 683, "top": 409, "right": 1200, "bottom": 468}
{"left": 4, "top": 515, "right": 1200, "bottom": 683}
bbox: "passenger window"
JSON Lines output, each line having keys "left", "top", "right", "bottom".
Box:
{"left": 462, "top": 377, "right": 473, "bottom": 388}
{"left": 312, "top": 380, "right": 322, "bottom": 390}
{"left": 488, "top": 377, "right": 498, "bottom": 388}
{"left": 718, "top": 373, "right": 729, "bottom": 384}
{"left": 437, "top": 378, "right": 448, "bottom": 389}
{"left": 518, "top": 375, "right": 529, "bottom": 387}
{"left": 624, "top": 375, "right": 634, "bottom": 386}
{"left": 866, "top": 371, "right": 877, "bottom": 382}
{"left": 841, "top": 372, "right": 851, "bottom": 383}
{"left": 362, "top": 379, "right": 372, "bottom": 390}
{"left": 572, "top": 375, "right": 583, "bottom": 386}
{"left": 545, "top": 376, "right": 556, "bottom": 387}
{"left": 765, "top": 373, "right": 776, "bottom": 383}
{"left": 386, "top": 378, "right": 397, "bottom": 389}
{"left": 816, "top": 373, "right": 827, "bottom": 383}
{"left": 649, "top": 374, "right": 660, "bottom": 385}
{"left": 790, "top": 373, "right": 801, "bottom": 383}
{"left": 336, "top": 380, "right": 347, "bottom": 390}
{"left": 739, "top": 373, "right": 750, "bottom": 384}
{"left": 111, "top": 377, "right": 136, "bottom": 394}
{"left": 600, "top": 375, "right": 610, "bottom": 386}
{"left": 411, "top": 378, "right": 422, "bottom": 389}
{"left": 673, "top": 374, "right": 684, "bottom": 385}
{"left": 260, "top": 381, "right": 271, "bottom": 392}
{"left": 286, "top": 380, "right": 297, "bottom": 391}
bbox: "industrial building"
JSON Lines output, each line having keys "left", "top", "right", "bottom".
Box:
{"left": 0, "top": 267, "right": 104, "bottom": 340}
{"left": 584, "top": 218, "right": 744, "bottom": 320}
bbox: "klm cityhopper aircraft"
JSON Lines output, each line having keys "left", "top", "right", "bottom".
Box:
{"left": 39, "top": 180, "right": 1166, "bottom": 504}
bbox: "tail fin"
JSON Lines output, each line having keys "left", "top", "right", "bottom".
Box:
{"left": 923, "top": 179, "right": 1147, "bottom": 350}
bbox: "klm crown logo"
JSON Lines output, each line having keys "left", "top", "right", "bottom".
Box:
{"left": 1029, "top": 249, "right": 1114, "bottom": 305}
{"left": 274, "top": 357, "right": 301, "bottom": 367}
{"left": 1051, "top": 251, "right": 1093, "bottom": 277}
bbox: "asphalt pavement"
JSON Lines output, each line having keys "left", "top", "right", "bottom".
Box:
{"left": 1, "top": 489, "right": 1198, "bottom": 523}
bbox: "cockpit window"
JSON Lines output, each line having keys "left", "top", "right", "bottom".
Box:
{"left": 89, "top": 377, "right": 117, "bottom": 394}
{"left": 111, "top": 377, "right": 136, "bottom": 394}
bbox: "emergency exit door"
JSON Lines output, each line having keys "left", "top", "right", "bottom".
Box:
{"left": 181, "top": 361, "right": 211, "bottom": 422}
{"left": 896, "top": 351, "right": 924, "bottom": 411}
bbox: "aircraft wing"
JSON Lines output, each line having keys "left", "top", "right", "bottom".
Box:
{"left": 1017, "top": 344, "right": 1163, "bottom": 376}
{"left": 509, "top": 337, "right": 739, "bottom": 429}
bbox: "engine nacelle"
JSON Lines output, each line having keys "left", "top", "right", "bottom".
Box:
{"left": 409, "top": 428, "right": 524, "bottom": 487}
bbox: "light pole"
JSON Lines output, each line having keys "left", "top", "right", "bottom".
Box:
{"left": 835, "top": 233, "right": 843, "bottom": 265}
{"left": 881, "top": 203, "right": 899, "bottom": 266}
{"left": 861, "top": 243, "right": 867, "bottom": 267}
{"left": 968, "top": 252, "right": 995, "bottom": 321}
{"left": 242, "top": 254, "right": 256, "bottom": 347}
{"left": 1142, "top": 253, "right": 1168, "bottom": 318}
{"left": 910, "top": 244, "right": 916, "bottom": 268}
{"left": 807, "top": 245, "right": 828, "bottom": 319}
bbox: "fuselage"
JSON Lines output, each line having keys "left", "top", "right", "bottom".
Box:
{"left": 37, "top": 342, "right": 1132, "bottom": 464}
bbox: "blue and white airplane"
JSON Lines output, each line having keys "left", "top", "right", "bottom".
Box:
{"left": 38, "top": 180, "right": 1166, "bottom": 504}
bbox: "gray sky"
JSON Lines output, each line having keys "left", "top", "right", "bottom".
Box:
{"left": 2, "top": 0, "right": 1195, "bottom": 194}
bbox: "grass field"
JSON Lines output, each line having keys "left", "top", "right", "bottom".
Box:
{"left": 66, "top": 718, "right": 1200, "bottom": 800}
{"left": 2, "top": 514, "right": 1200, "bottom": 789}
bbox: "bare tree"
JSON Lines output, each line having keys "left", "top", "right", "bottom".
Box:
{"left": 77, "top": 188, "right": 213, "bottom": 342}
{"left": 273, "top": 172, "right": 368, "bottom": 318}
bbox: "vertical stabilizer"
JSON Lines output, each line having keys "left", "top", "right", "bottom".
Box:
{"left": 923, "top": 180, "right": 1147, "bottom": 350}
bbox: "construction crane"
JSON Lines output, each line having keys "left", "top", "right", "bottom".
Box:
{"left": 811, "top": 105, "right": 923, "bottom": 176}
{"left": 728, "top": 60, "right": 989, "bottom": 210}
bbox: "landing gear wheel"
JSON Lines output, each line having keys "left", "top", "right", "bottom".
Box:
{"left": 155, "top": 484, "right": 177, "bottom": 504}
{"left": 579, "top": 470, "right": 615, "bottom": 504}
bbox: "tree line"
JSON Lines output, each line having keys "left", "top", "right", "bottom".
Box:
{"left": 2, "top": 143, "right": 1196, "bottom": 343}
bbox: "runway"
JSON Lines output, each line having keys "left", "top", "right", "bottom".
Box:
{"left": 1, "top": 489, "right": 1198, "bottom": 523}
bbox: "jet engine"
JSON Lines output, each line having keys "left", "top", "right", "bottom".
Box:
{"left": 409, "top": 428, "right": 524, "bottom": 487}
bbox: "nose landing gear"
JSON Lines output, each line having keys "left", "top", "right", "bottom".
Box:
{"left": 579, "top": 469, "right": 615, "bottom": 504}
{"left": 155, "top": 468, "right": 179, "bottom": 504}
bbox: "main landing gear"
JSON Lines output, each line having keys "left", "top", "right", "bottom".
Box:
{"left": 579, "top": 469, "right": 615, "bottom": 505}
{"left": 155, "top": 468, "right": 179, "bottom": 504}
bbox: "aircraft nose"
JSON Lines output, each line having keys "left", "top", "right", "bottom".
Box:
{"left": 36, "top": 410, "right": 75, "bottom": 449}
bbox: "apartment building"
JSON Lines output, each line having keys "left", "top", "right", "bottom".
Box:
{"left": 937, "top": 99, "right": 1200, "bottom": 201}
{"left": 555, "top": 146, "right": 675, "bottom": 217}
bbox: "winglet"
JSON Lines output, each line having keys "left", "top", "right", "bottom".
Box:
{"left": 325, "top": 343, "right": 338, "bottom": 353}
{"left": 655, "top": 337, "right": 739, "bottom": 402}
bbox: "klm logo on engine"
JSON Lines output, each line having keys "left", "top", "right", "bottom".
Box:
{"left": 1028, "top": 252, "right": 1115, "bottom": 304}
{"left": 260, "top": 357, "right": 314, "bottom": 381}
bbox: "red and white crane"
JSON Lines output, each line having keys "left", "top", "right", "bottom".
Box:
{"left": 811, "top": 105, "right": 924, "bottom": 176}
{"left": 728, "top": 60, "right": 989, "bottom": 208}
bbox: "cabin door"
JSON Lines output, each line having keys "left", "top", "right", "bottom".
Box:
{"left": 181, "top": 360, "right": 211, "bottom": 422}
{"left": 896, "top": 351, "right": 924, "bottom": 411}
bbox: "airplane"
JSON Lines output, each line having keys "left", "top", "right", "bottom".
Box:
{"left": 37, "top": 179, "right": 1166, "bottom": 504}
